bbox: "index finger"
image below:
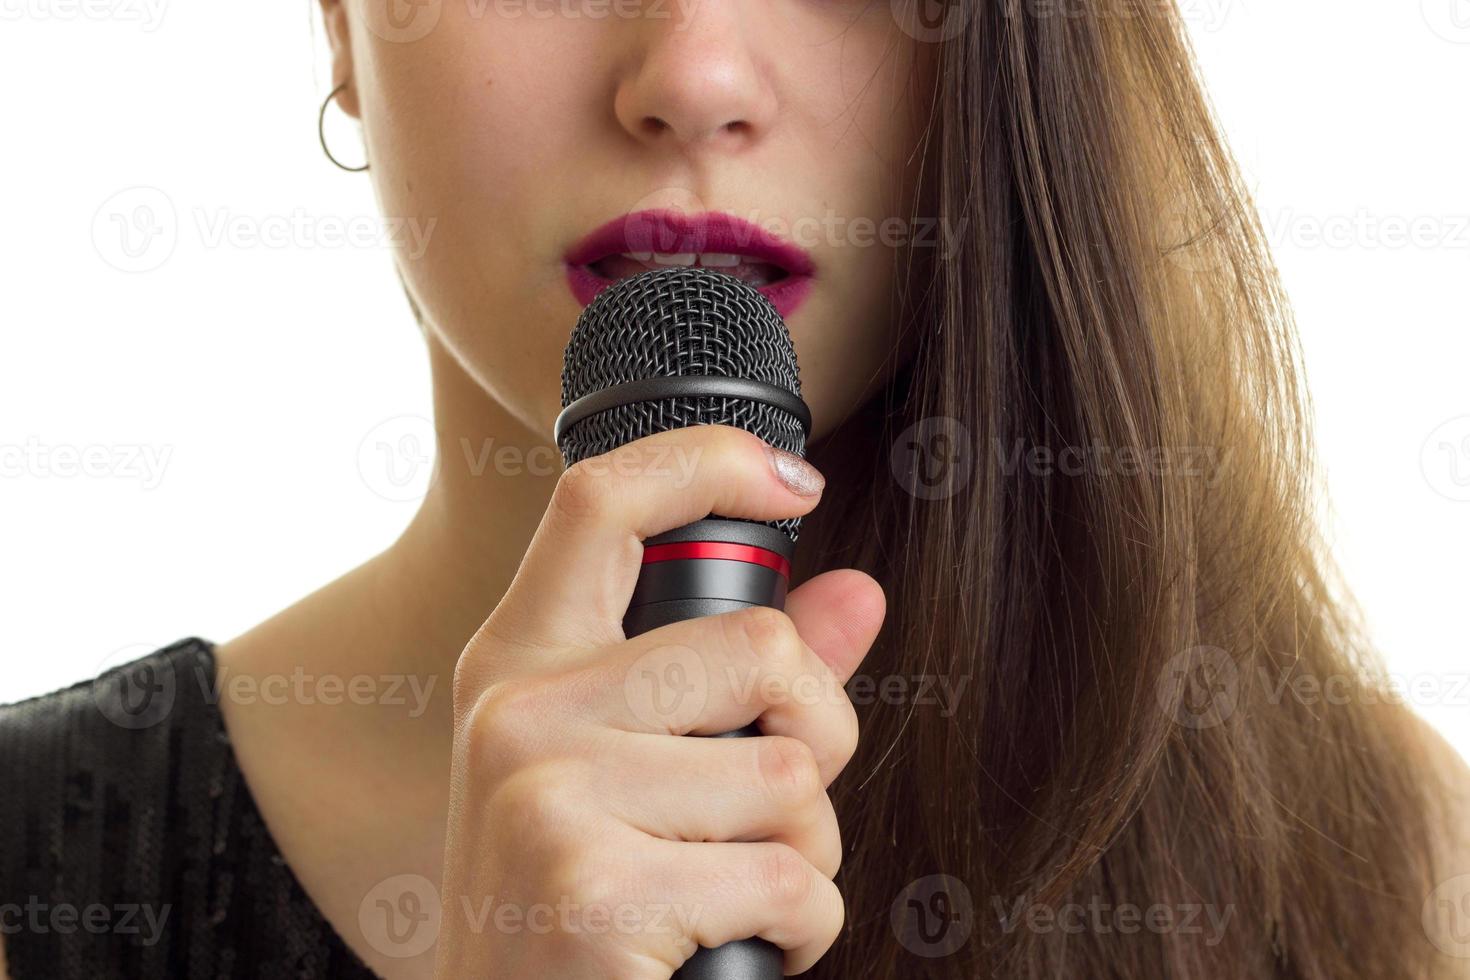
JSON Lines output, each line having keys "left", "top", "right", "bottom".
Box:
{"left": 486, "top": 425, "right": 824, "bottom": 652}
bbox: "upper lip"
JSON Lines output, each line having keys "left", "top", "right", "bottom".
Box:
{"left": 564, "top": 210, "right": 816, "bottom": 279}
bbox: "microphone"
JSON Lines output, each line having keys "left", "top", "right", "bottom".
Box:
{"left": 555, "top": 266, "right": 811, "bottom": 980}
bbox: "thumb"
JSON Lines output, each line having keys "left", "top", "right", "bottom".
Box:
{"left": 782, "top": 568, "right": 886, "bottom": 686}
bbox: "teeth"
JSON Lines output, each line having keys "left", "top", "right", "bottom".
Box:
{"left": 609, "top": 252, "right": 774, "bottom": 272}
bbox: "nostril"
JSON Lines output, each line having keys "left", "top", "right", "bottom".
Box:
{"left": 636, "top": 115, "right": 751, "bottom": 143}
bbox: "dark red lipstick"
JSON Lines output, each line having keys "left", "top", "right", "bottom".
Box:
{"left": 564, "top": 210, "right": 815, "bottom": 319}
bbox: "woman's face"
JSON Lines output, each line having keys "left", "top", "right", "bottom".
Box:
{"left": 325, "top": 0, "right": 933, "bottom": 442}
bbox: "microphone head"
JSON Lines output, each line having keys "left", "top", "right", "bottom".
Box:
{"left": 556, "top": 267, "right": 809, "bottom": 542}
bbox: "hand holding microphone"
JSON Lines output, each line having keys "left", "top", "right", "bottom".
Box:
{"left": 434, "top": 269, "right": 886, "bottom": 979}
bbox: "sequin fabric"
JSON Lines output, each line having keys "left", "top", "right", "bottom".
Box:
{"left": 0, "top": 638, "right": 379, "bottom": 978}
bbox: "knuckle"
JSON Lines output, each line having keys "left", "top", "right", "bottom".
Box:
{"left": 476, "top": 676, "right": 538, "bottom": 724}
{"left": 753, "top": 844, "right": 815, "bottom": 911}
{"left": 606, "top": 439, "right": 663, "bottom": 484}
{"left": 809, "top": 794, "right": 844, "bottom": 880}
{"left": 550, "top": 461, "right": 617, "bottom": 524}
{"left": 733, "top": 606, "right": 802, "bottom": 671}
{"left": 454, "top": 615, "right": 543, "bottom": 715}
{"left": 540, "top": 840, "right": 639, "bottom": 916}
{"left": 541, "top": 851, "right": 605, "bottom": 913}
{"left": 832, "top": 700, "right": 861, "bottom": 772}
{"left": 465, "top": 676, "right": 548, "bottom": 763}
{"left": 706, "top": 424, "right": 761, "bottom": 456}
{"left": 453, "top": 622, "right": 504, "bottom": 703}
{"left": 451, "top": 650, "right": 484, "bottom": 713}
{"left": 755, "top": 737, "right": 822, "bottom": 805}
{"left": 815, "top": 823, "right": 844, "bottom": 881}
{"left": 815, "top": 880, "right": 846, "bottom": 953}
{"left": 491, "top": 762, "right": 586, "bottom": 835}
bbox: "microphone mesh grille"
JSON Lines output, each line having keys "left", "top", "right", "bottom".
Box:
{"left": 558, "top": 267, "right": 807, "bottom": 542}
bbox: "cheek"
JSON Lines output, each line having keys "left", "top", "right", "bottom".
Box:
{"left": 796, "top": 303, "right": 899, "bottom": 443}
{"left": 356, "top": 22, "right": 603, "bottom": 434}
{"left": 786, "top": 46, "right": 928, "bottom": 435}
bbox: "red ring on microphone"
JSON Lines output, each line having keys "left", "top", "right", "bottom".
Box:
{"left": 641, "top": 541, "right": 791, "bottom": 579}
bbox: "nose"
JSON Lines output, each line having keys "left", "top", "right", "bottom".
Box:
{"left": 613, "top": 0, "right": 778, "bottom": 152}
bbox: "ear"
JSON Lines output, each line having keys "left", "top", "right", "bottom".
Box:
{"left": 319, "top": 0, "right": 360, "bottom": 119}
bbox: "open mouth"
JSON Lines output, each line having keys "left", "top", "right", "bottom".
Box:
{"left": 587, "top": 251, "right": 789, "bottom": 289}
{"left": 565, "top": 210, "right": 815, "bottom": 318}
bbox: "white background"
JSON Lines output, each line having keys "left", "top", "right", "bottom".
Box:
{"left": 1, "top": 2, "right": 1467, "bottom": 762}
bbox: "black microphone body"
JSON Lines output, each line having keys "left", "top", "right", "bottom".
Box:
{"left": 625, "top": 517, "right": 789, "bottom": 980}
{"left": 624, "top": 517, "right": 793, "bottom": 636}
{"left": 556, "top": 268, "right": 809, "bottom": 980}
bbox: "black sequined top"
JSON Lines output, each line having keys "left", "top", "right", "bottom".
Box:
{"left": 0, "top": 638, "right": 379, "bottom": 979}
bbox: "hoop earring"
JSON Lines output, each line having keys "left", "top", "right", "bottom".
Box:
{"left": 319, "top": 81, "right": 369, "bottom": 173}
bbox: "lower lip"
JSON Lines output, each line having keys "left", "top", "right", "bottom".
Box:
{"left": 564, "top": 264, "right": 814, "bottom": 320}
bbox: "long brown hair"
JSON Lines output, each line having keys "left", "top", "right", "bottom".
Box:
{"left": 798, "top": 0, "right": 1444, "bottom": 976}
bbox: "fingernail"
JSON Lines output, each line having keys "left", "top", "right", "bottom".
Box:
{"left": 764, "top": 444, "right": 825, "bottom": 497}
